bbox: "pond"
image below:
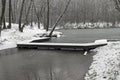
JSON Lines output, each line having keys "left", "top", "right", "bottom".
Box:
{"left": 0, "top": 28, "right": 120, "bottom": 80}
{"left": 51, "top": 28, "right": 120, "bottom": 43}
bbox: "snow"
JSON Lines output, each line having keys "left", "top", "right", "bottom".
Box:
{"left": 0, "top": 40, "right": 16, "bottom": 50}
{"left": 0, "top": 23, "right": 62, "bottom": 50}
{"left": 85, "top": 42, "right": 120, "bottom": 80}
{"left": 62, "top": 22, "right": 120, "bottom": 29}
{"left": 95, "top": 39, "right": 107, "bottom": 44}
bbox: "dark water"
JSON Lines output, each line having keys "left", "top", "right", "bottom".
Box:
{"left": 0, "top": 49, "right": 93, "bottom": 80}
{"left": 0, "top": 28, "right": 120, "bottom": 80}
{"left": 51, "top": 28, "right": 120, "bottom": 43}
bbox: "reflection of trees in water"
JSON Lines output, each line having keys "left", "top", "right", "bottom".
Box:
{"left": 25, "top": 66, "right": 76, "bottom": 80}
{"left": 0, "top": 48, "right": 93, "bottom": 80}
{"left": 24, "top": 66, "right": 56, "bottom": 80}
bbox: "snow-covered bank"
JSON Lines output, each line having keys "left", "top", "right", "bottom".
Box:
{"left": 0, "top": 23, "right": 62, "bottom": 50}
{"left": 85, "top": 42, "right": 120, "bottom": 80}
{"left": 62, "top": 22, "right": 120, "bottom": 29}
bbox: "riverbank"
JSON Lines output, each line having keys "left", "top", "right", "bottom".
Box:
{"left": 85, "top": 41, "right": 120, "bottom": 80}
{"left": 60, "top": 22, "right": 120, "bottom": 29}
{"left": 0, "top": 23, "right": 62, "bottom": 50}
{"left": 1, "top": 25, "right": 120, "bottom": 80}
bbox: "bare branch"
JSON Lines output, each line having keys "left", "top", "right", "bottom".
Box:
{"left": 113, "top": 0, "right": 120, "bottom": 12}
{"left": 48, "top": 0, "right": 72, "bottom": 37}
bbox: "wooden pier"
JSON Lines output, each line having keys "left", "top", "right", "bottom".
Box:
{"left": 17, "top": 39, "right": 107, "bottom": 51}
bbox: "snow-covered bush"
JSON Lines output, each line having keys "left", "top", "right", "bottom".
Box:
{"left": 64, "top": 22, "right": 75, "bottom": 29}
{"left": 62, "top": 22, "right": 118, "bottom": 29}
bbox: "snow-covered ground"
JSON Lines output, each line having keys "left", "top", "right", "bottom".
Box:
{"left": 63, "top": 22, "right": 120, "bottom": 29}
{"left": 85, "top": 42, "right": 120, "bottom": 80}
{"left": 0, "top": 23, "right": 62, "bottom": 50}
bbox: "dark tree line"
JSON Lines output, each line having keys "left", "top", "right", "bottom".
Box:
{"left": 0, "top": 0, "right": 72, "bottom": 33}
{"left": 0, "top": 0, "right": 120, "bottom": 34}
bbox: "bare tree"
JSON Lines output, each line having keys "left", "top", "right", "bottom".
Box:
{"left": 113, "top": 0, "right": 120, "bottom": 12}
{"left": 46, "top": 0, "right": 50, "bottom": 31}
{"left": 21, "top": 0, "right": 33, "bottom": 30}
{"left": 18, "top": 0, "right": 25, "bottom": 32}
{"left": 30, "top": 3, "right": 34, "bottom": 27}
{"left": 48, "top": 0, "right": 71, "bottom": 37}
{"left": 8, "top": 0, "right": 12, "bottom": 29}
{"left": 32, "top": 0, "right": 45, "bottom": 29}
{"left": 13, "top": 0, "right": 19, "bottom": 23}
{"left": 3, "top": 16, "right": 6, "bottom": 29}
{"left": 0, "top": 0, "right": 6, "bottom": 36}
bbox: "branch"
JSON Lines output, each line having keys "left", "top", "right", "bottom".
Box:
{"left": 113, "top": 0, "right": 120, "bottom": 12}
{"left": 48, "top": 0, "right": 71, "bottom": 37}
{"left": 21, "top": 0, "right": 32, "bottom": 29}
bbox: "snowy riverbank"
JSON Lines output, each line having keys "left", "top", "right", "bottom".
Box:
{"left": 85, "top": 42, "right": 120, "bottom": 80}
{"left": 1, "top": 23, "right": 120, "bottom": 80}
{"left": 0, "top": 23, "right": 62, "bottom": 50}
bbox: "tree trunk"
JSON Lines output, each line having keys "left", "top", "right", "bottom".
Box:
{"left": 32, "top": 0, "right": 41, "bottom": 29}
{"left": 11, "top": 7, "right": 15, "bottom": 23}
{"left": 0, "top": 0, "right": 6, "bottom": 36}
{"left": 21, "top": 0, "right": 32, "bottom": 30}
{"left": 8, "top": 0, "right": 12, "bottom": 29}
{"left": 48, "top": 0, "right": 71, "bottom": 37}
{"left": 18, "top": 0, "right": 25, "bottom": 32}
{"left": 3, "top": 16, "right": 6, "bottom": 29}
{"left": 30, "top": 4, "right": 34, "bottom": 28}
{"left": 113, "top": 0, "right": 120, "bottom": 12}
{"left": 13, "top": 0, "right": 18, "bottom": 23}
{"left": 38, "top": 18, "right": 40, "bottom": 29}
{"left": 46, "top": 0, "right": 50, "bottom": 31}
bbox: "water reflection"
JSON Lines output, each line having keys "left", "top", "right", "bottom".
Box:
{"left": 0, "top": 48, "right": 93, "bottom": 80}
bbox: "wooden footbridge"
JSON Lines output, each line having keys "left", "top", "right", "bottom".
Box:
{"left": 17, "top": 38, "right": 107, "bottom": 51}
